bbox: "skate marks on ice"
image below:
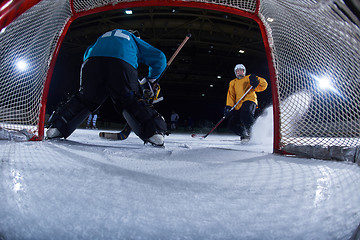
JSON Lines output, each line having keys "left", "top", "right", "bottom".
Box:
{"left": 189, "top": 105, "right": 274, "bottom": 153}
{"left": 50, "top": 130, "right": 268, "bottom": 168}
{"left": 1, "top": 129, "right": 360, "bottom": 239}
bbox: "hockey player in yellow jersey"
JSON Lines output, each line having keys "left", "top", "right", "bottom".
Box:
{"left": 224, "top": 64, "right": 268, "bottom": 141}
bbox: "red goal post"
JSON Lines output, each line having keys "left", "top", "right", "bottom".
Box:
{"left": 0, "top": 0, "right": 359, "bottom": 160}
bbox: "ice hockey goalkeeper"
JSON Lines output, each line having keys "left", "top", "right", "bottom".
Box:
{"left": 46, "top": 29, "right": 167, "bottom": 146}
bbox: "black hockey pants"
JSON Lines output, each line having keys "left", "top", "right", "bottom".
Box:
{"left": 227, "top": 100, "right": 256, "bottom": 137}
{"left": 51, "top": 57, "right": 165, "bottom": 139}
{"left": 78, "top": 57, "right": 141, "bottom": 111}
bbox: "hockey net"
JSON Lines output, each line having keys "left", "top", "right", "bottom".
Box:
{"left": 259, "top": 0, "right": 360, "bottom": 162}
{"left": 0, "top": 0, "right": 359, "bottom": 161}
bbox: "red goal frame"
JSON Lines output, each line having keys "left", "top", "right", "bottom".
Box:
{"left": 0, "top": 0, "right": 280, "bottom": 152}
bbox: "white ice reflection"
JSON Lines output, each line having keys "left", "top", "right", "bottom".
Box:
{"left": 314, "top": 167, "right": 331, "bottom": 207}
{"left": 11, "top": 169, "right": 23, "bottom": 192}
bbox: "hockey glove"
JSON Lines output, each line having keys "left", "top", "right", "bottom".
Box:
{"left": 249, "top": 74, "right": 260, "bottom": 88}
{"left": 139, "top": 77, "right": 155, "bottom": 99}
{"left": 152, "top": 84, "right": 164, "bottom": 104}
{"left": 139, "top": 77, "right": 163, "bottom": 104}
{"left": 224, "top": 105, "right": 232, "bottom": 117}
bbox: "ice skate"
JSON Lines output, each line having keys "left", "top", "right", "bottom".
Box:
{"left": 240, "top": 135, "right": 250, "bottom": 143}
{"left": 46, "top": 128, "right": 63, "bottom": 139}
{"left": 145, "top": 133, "right": 164, "bottom": 147}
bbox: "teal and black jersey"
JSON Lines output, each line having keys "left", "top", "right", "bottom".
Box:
{"left": 83, "top": 29, "right": 166, "bottom": 79}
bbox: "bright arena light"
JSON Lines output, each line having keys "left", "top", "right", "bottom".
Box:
{"left": 16, "top": 60, "right": 28, "bottom": 71}
{"left": 315, "top": 76, "right": 331, "bottom": 90}
{"left": 313, "top": 74, "right": 339, "bottom": 94}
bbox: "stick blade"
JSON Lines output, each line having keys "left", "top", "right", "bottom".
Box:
{"left": 191, "top": 133, "right": 205, "bottom": 139}
{"left": 99, "top": 131, "right": 121, "bottom": 140}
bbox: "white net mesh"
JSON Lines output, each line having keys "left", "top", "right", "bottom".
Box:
{"left": 72, "top": 0, "right": 257, "bottom": 13}
{"left": 0, "top": 0, "right": 71, "bottom": 137}
{"left": 259, "top": 0, "right": 360, "bottom": 149}
{"left": 0, "top": 0, "right": 359, "bottom": 155}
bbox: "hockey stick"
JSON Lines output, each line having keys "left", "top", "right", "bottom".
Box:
{"left": 99, "top": 33, "right": 192, "bottom": 140}
{"left": 191, "top": 86, "right": 253, "bottom": 139}
{"left": 140, "top": 33, "right": 192, "bottom": 104}
{"left": 158, "top": 33, "right": 192, "bottom": 80}
{"left": 99, "top": 123, "right": 132, "bottom": 140}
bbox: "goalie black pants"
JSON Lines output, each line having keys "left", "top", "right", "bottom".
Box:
{"left": 50, "top": 56, "right": 166, "bottom": 139}
{"left": 227, "top": 100, "right": 256, "bottom": 137}
{"left": 79, "top": 56, "right": 141, "bottom": 110}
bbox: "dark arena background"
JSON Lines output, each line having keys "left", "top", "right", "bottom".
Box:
{"left": 47, "top": 6, "right": 272, "bottom": 129}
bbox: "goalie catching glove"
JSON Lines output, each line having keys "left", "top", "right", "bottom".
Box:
{"left": 139, "top": 77, "right": 163, "bottom": 104}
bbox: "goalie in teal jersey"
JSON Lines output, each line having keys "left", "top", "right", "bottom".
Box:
{"left": 47, "top": 29, "right": 167, "bottom": 146}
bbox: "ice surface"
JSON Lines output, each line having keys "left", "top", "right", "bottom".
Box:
{"left": 0, "top": 126, "right": 360, "bottom": 239}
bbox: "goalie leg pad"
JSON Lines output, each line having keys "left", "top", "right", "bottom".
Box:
{"left": 122, "top": 101, "right": 167, "bottom": 141}
{"left": 47, "top": 96, "right": 91, "bottom": 139}
{"left": 122, "top": 110, "right": 143, "bottom": 138}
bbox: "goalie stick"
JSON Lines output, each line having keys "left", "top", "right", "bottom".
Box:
{"left": 191, "top": 86, "right": 253, "bottom": 139}
{"left": 99, "top": 33, "right": 192, "bottom": 141}
{"left": 99, "top": 123, "right": 132, "bottom": 140}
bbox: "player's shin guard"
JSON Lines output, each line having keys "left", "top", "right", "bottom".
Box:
{"left": 47, "top": 97, "right": 91, "bottom": 139}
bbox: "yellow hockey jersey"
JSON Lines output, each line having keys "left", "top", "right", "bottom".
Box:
{"left": 226, "top": 75, "right": 268, "bottom": 110}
